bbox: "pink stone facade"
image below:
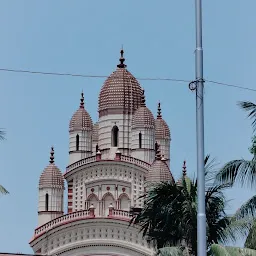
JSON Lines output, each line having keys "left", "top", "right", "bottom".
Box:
{"left": 30, "top": 50, "right": 173, "bottom": 256}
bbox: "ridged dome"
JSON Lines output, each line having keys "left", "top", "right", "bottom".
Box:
{"left": 132, "top": 90, "right": 155, "bottom": 129}
{"left": 155, "top": 103, "right": 170, "bottom": 139}
{"left": 147, "top": 145, "right": 174, "bottom": 183}
{"left": 69, "top": 92, "right": 93, "bottom": 132}
{"left": 98, "top": 50, "right": 143, "bottom": 117}
{"left": 92, "top": 122, "right": 99, "bottom": 141}
{"left": 39, "top": 147, "right": 64, "bottom": 189}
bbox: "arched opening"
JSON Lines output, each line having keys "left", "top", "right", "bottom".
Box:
{"left": 45, "top": 193, "right": 49, "bottom": 211}
{"left": 76, "top": 134, "right": 79, "bottom": 151}
{"left": 111, "top": 125, "right": 119, "bottom": 147}
{"left": 139, "top": 132, "right": 142, "bottom": 148}
{"left": 103, "top": 193, "right": 115, "bottom": 216}
{"left": 119, "top": 194, "right": 129, "bottom": 211}
{"left": 87, "top": 194, "right": 99, "bottom": 216}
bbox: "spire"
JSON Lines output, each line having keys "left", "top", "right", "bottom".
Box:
{"left": 49, "top": 146, "right": 54, "bottom": 164}
{"left": 141, "top": 89, "right": 146, "bottom": 107}
{"left": 182, "top": 160, "right": 187, "bottom": 176}
{"left": 155, "top": 142, "right": 161, "bottom": 160}
{"left": 117, "top": 48, "right": 127, "bottom": 68}
{"left": 80, "top": 91, "right": 84, "bottom": 108}
{"left": 157, "top": 102, "right": 162, "bottom": 119}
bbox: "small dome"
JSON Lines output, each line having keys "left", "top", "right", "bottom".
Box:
{"left": 155, "top": 102, "right": 170, "bottom": 139}
{"left": 92, "top": 122, "right": 99, "bottom": 141}
{"left": 39, "top": 147, "right": 64, "bottom": 189}
{"left": 69, "top": 92, "right": 93, "bottom": 132}
{"left": 98, "top": 49, "right": 143, "bottom": 117}
{"left": 147, "top": 144, "right": 174, "bottom": 183}
{"left": 132, "top": 90, "right": 155, "bottom": 129}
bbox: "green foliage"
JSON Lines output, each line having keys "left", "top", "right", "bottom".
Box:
{"left": 238, "top": 101, "right": 256, "bottom": 133}
{"left": 210, "top": 244, "right": 256, "bottom": 256}
{"left": 0, "top": 129, "right": 8, "bottom": 195}
{"left": 156, "top": 245, "right": 256, "bottom": 256}
{"left": 216, "top": 101, "right": 256, "bottom": 250}
{"left": 245, "top": 220, "right": 256, "bottom": 250}
{"left": 0, "top": 129, "right": 5, "bottom": 141}
{"left": 131, "top": 156, "right": 248, "bottom": 255}
{"left": 0, "top": 185, "right": 8, "bottom": 195}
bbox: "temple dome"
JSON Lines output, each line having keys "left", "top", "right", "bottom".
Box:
{"left": 69, "top": 92, "right": 93, "bottom": 132}
{"left": 39, "top": 147, "right": 64, "bottom": 189}
{"left": 147, "top": 145, "right": 174, "bottom": 183}
{"left": 155, "top": 102, "right": 170, "bottom": 139}
{"left": 98, "top": 50, "right": 143, "bottom": 117}
{"left": 132, "top": 90, "right": 155, "bottom": 129}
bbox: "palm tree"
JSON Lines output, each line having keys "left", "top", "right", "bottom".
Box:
{"left": 216, "top": 101, "right": 256, "bottom": 187}
{"left": 156, "top": 245, "right": 256, "bottom": 256}
{"left": 0, "top": 129, "right": 8, "bottom": 195}
{"left": 131, "top": 156, "right": 249, "bottom": 255}
{"left": 215, "top": 101, "right": 256, "bottom": 249}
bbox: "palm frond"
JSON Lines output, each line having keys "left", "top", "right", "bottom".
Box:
{"left": 234, "top": 195, "right": 256, "bottom": 219}
{"left": 0, "top": 129, "right": 6, "bottom": 140}
{"left": 219, "top": 216, "right": 253, "bottom": 243}
{"left": 216, "top": 159, "right": 256, "bottom": 188}
{"left": 245, "top": 220, "right": 256, "bottom": 250}
{"left": 0, "top": 184, "right": 9, "bottom": 195}
{"left": 211, "top": 244, "right": 256, "bottom": 256}
{"left": 156, "top": 247, "right": 188, "bottom": 256}
{"left": 238, "top": 101, "right": 256, "bottom": 132}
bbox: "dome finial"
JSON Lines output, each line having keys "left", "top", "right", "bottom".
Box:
{"left": 157, "top": 102, "right": 162, "bottom": 118}
{"left": 49, "top": 146, "right": 54, "bottom": 164}
{"left": 182, "top": 160, "right": 187, "bottom": 176}
{"left": 141, "top": 89, "right": 146, "bottom": 106}
{"left": 80, "top": 91, "right": 84, "bottom": 108}
{"left": 117, "top": 48, "right": 127, "bottom": 68}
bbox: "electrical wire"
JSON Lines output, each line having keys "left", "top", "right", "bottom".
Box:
{"left": 205, "top": 79, "right": 256, "bottom": 92}
{"left": 0, "top": 68, "right": 255, "bottom": 92}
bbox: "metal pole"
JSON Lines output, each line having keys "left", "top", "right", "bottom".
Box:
{"left": 195, "top": 0, "right": 206, "bottom": 255}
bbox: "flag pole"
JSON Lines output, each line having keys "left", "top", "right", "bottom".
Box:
{"left": 195, "top": 0, "right": 206, "bottom": 255}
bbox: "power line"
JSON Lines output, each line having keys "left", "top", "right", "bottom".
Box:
{"left": 0, "top": 68, "right": 255, "bottom": 92}
{"left": 205, "top": 79, "right": 256, "bottom": 92}
{"left": 0, "top": 68, "right": 189, "bottom": 83}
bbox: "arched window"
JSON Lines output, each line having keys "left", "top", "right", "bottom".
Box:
{"left": 111, "top": 125, "right": 119, "bottom": 147}
{"left": 76, "top": 134, "right": 79, "bottom": 151}
{"left": 139, "top": 132, "right": 142, "bottom": 148}
{"left": 45, "top": 193, "right": 49, "bottom": 211}
{"left": 119, "top": 194, "right": 129, "bottom": 211}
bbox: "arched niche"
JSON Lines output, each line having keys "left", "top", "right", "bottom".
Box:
{"left": 119, "top": 193, "right": 129, "bottom": 211}
{"left": 111, "top": 125, "right": 119, "bottom": 147}
{"left": 102, "top": 192, "right": 115, "bottom": 216}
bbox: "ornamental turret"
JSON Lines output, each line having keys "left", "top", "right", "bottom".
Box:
{"left": 69, "top": 92, "right": 93, "bottom": 165}
{"left": 38, "top": 147, "right": 64, "bottom": 226}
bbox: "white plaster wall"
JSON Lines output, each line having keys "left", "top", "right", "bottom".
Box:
{"left": 69, "top": 131, "right": 92, "bottom": 165}
{"left": 30, "top": 218, "right": 155, "bottom": 256}
{"left": 38, "top": 188, "right": 64, "bottom": 226}
{"left": 131, "top": 128, "right": 155, "bottom": 164}
{"left": 65, "top": 161, "right": 148, "bottom": 213}
{"left": 98, "top": 114, "right": 133, "bottom": 153}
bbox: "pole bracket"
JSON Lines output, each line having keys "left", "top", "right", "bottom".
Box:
{"left": 188, "top": 79, "right": 205, "bottom": 91}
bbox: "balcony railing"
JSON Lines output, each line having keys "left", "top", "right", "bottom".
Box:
{"left": 65, "top": 154, "right": 151, "bottom": 174}
{"left": 32, "top": 207, "right": 132, "bottom": 240}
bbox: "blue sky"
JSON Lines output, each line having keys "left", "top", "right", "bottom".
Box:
{"left": 0, "top": 1, "right": 256, "bottom": 253}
